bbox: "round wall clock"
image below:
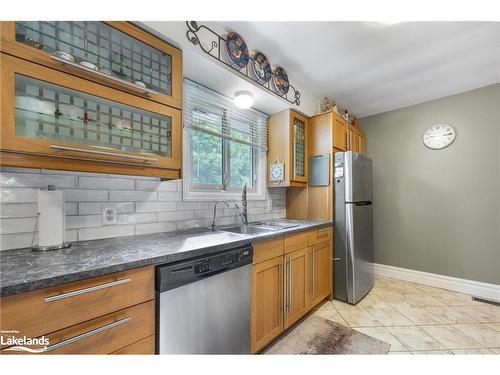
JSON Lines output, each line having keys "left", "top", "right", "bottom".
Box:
{"left": 422, "top": 123, "right": 456, "bottom": 150}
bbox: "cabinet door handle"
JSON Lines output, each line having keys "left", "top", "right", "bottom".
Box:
{"left": 309, "top": 250, "right": 314, "bottom": 295}
{"left": 44, "top": 317, "right": 131, "bottom": 352}
{"left": 44, "top": 278, "right": 131, "bottom": 303}
{"left": 284, "top": 259, "right": 288, "bottom": 314}
{"left": 288, "top": 258, "right": 292, "bottom": 312}
{"left": 279, "top": 261, "right": 284, "bottom": 313}
{"left": 333, "top": 258, "right": 341, "bottom": 262}
{"left": 50, "top": 145, "right": 159, "bottom": 162}
{"left": 311, "top": 248, "right": 316, "bottom": 296}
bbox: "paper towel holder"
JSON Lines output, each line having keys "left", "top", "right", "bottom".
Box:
{"left": 31, "top": 185, "right": 72, "bottom": 252}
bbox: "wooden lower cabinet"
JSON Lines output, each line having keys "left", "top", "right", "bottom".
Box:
{"left": 308, "top": 240, "right": 333, "bottom": 308}
{"left": 251, "top": 256, "right": 284, "bottom": 353}
{"left": 283, "top": 248, "right": 309, "bottom": 329}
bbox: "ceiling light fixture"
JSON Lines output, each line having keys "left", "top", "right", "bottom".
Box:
{"left": 234, "top": 91, "right": 254, "bottom": 109}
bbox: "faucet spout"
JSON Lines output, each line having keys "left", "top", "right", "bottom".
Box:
{"left": 211, "top": 200, "right": 230, "bottom": 231}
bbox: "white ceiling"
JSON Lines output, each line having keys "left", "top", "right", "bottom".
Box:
{"left": 218, "top": 22, "right": 500, "bottom": 117}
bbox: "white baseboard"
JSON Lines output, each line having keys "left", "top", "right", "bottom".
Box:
{"left": 374, "top": 263, "right": 500, "bottom": 302}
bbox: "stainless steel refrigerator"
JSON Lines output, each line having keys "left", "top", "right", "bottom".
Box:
{"left": 333, "top": 151, "right": 374, "bottom": 304}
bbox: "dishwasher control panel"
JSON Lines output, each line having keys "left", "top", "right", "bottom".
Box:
{"left": 157, "top": 245, "right": 254, "bottom": 292}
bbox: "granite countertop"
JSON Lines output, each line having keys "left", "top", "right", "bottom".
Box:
{"left": 0, "top": 219, "right": 332, "bottom": 297}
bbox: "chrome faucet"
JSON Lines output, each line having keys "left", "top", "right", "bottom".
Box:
{"left": 234, "top": 184, "right": 248, "bottom": 225}
{"left": 211, "top": 200, "right": 230, "bottom": 231}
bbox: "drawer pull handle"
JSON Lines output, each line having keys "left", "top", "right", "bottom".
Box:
{"left": 44, "top": 278, "right": 131, "bottom": 303}
{"left": 318, "top": 228, "right": 330, "bottom": 234}
{"left": 50, "top": 145, "right": 159, "bottom": 162}
{"left": 45, "top": 317, "right": 132, "bottom": 352}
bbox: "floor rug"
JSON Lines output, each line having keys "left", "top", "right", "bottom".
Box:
{"left": 264, "top": 314, "right": 390, "bottom": 354}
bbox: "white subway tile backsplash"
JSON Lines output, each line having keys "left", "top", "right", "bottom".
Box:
{"left": 79, "top": 225, "right": 135, "bottom": 241}
{"left": 135, "top": 222, "right": 177, "bottom": 235}
{"left": 78, "top": 176, "right": 134, "bottom": 190}
{"left": 65, "top": 189, "right": 108, "bottom": 202}
{"left": 158, "top": 191, "right": 183, "bottom": 201}
{"left": 0, "top": 172, "right": 77, "bottom": 188}
{"left": 110, "top": 190, "right": 157, "bottom": 202}
{"left": 158, "top": 210, "right": 193, "bottom": 222}
{"left": 0, "top": 203, "right": 37, "bottom": 218}
{"left": 0, "top": 188, "right": 38, "bottom": 203}
{"left": 0, "top": 217, "right": 37, "bottom": 235}
{"left": 0, "top": 169, "right": 285, "bottom": 250}
{"left": 136, "top": 201, "right": 176, "bottom": 212}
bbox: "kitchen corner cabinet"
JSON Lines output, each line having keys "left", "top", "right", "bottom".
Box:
{"left": 0, "top": 54, "right": 182, "bottom": 178}
{"left": 267, "top": 109, "right": 308, "bottom": 187}
{"left": 0, "top": 21, "right": 182, "bottom": 109}
{"left": 333, "top": 113, "right": 347, "bottom": 151}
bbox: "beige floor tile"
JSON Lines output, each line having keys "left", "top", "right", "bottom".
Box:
{"left": 411, "top": 350, "right": 452, "bottom": 354}
{"left": 379, "top": 293, "right": 421, "bottom": 308}
{"left": 396, "top": 307, "right": 446, "bottom": 325}
{"left": 432, "top": 291, "right": 476, "bottom": 306}
{"left": 490, "top": 348, "right": 500, "bottom": 354}
{"left": 451, "top": 348, "right": 493, "bottom": 354}
{"left": 402, "top": 294, "right": 446, "bottom": 307}
{"left": 359, "top": 294, "right": 392, "bottom": 309}
{"left": 353, "top": 327, "right": 407, "bottom": 351}
{"left": 390, "top": 284, "right": 423, "bottom": 294}
{"left": 424, "top": 306, "right": 478, "bottom": 324}
{"left": 412, "top": 284, "right": 447, "bottom": 294}
{"left": 337, "top": 307, "right": 381, "bottom": 327}
{"left": 331, "top": 299, "right": 358, "bottom": 311}
{"left": 316, "top": 301, "right": 335, "bottom": 310}
{"left": 386, "top": 326, "right": 446, "bottom": 351}
{"left": 365, "top": 308, "right": 413, "bottom": 326}
{"left": 313, "top": 308, "right": 348, "bottom": 326}
{"left": 453, "top": 324, "right": 500, "bottom": 348}
{"left": 420, "top": 325, "right": 484, "bottom": 349}
{"left": 453, "top": 305, "right": 500, "bottom": 323}
{"left": 486, "top": 323, "right": 500, "bottom": 332}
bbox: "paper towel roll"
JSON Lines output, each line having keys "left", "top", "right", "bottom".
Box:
{"left": 38, "top": 189, "right": 65, "bottom": 247}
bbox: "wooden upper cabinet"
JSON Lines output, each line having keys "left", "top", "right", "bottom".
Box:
{"left": 251, "top": 256, "right": 284, "bottom": 353}
{"left": 333, "top": 113, "right": 347, "bottom": 151}
{"left": 357, "top": 132, "right": 366, "bottom": 154}
{"left": 0, "top": 21, "right": 182, "bottom": 109}
{"left": 268, "top": 109, "right": 308, "bottom": 187}
{"left": 0, "top": 53, "right": 182, "bottom": 178}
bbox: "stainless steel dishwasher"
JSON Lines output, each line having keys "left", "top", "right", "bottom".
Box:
{"left": 156, "top": 245, "right": 253, "bottom": 354}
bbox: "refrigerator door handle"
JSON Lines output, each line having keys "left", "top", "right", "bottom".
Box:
{"left": 346, "top": 203, "right": 356, "bottom": 303}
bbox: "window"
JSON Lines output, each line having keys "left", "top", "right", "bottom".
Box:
{"left": 183, "top": 79, "right": 268, "bottom": 201}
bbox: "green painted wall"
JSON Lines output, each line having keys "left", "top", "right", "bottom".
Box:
{"left": 359, "top": 84, "right": 500, "bottom": 285}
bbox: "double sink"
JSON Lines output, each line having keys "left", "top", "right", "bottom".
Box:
{"left": 217, "top": 220, "right": 299, "bottom": 235}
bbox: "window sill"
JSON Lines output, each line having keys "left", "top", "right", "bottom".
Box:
{"left": 182, "top": 185, "right": 267, "bottom": 202}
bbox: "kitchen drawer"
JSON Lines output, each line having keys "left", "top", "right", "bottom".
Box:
{"left": 284, "top": 231, "right": 309, "bottom": 254}
{"left": 308, "top": 227, "right": 333, "bottom": 245}
{"left": 113, "top": 335, "right": 155, "bottom": 355}
{"left": 252, "top": 237, "right": 283, "bottom": 264}
{"left": 0, "top": 265, "right": 154, "bottom": 340}
{"left": 3, "top": 301, "right": 155, "bottom": 354}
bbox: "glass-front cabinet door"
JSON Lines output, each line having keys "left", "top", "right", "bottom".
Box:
{"left": 1, "top": 54, "right": 181, "bottom": 178}
{"left": 290, "top": 111, "right": 308, "bottom": 183}
{"left": 0, "top": 21, "right": 182, "bottom": 109}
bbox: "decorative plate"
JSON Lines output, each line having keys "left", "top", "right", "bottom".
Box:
{"left": 270, "top": 162, "right": 284, "bottom": 182}
{"left": 225, "top": 32, "right": 250, "bottom": 69}
{"left": 251, "top": 52, "right": 272, "bottom": 84}
{"left": 273, "top": 66, "right": 290, "bottom": 96}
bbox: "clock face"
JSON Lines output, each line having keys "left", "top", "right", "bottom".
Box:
{"left": 422, "top": 124, "right": 456, "bottom": 150}
{"left": 270, "top": 163, "right": 284, "bottom": 182}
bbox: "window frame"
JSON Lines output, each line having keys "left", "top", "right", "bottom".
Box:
{"left": 183, "top": 108, "right": 266, "bottom": 201}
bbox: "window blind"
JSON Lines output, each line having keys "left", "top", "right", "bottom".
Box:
{"left": 184, "top": 79, "right": 268, "bottom": 151}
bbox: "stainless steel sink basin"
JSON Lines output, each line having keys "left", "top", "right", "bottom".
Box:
{"left": 217, "top": 225, "right": 275, "bottom": 235}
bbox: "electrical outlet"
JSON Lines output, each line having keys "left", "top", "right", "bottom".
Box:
{"left": 102, "top": 207, "right": 117, "bottom": 225}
